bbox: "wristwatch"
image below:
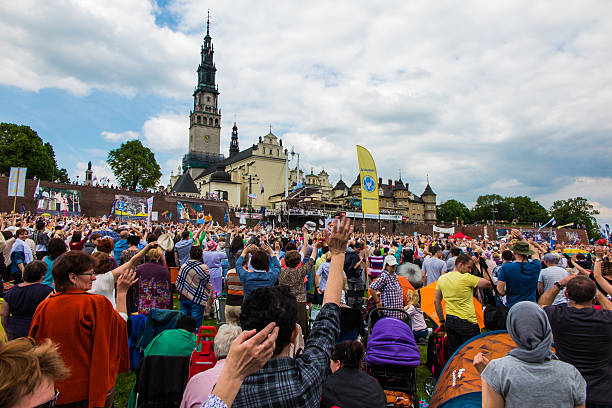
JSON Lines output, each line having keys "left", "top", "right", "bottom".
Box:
{"left": 554, "top": 282, "right": 564, "bottom": 290}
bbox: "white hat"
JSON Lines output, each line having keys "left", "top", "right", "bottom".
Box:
{"left": 383, "top": 254, "right": 398, "bottom": 267}
{"left": 157, "top": 233, "right": 174, "bottom": 252}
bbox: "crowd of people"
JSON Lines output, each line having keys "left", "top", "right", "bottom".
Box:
{"left": 0, "top": 212, "right": 610, "bottom": 408}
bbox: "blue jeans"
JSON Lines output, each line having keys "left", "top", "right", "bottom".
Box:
{"left": 180, "top": 299, "right": 205, "bottom": 328}
{"left": 413, "top": 328, "right": 429, "bottom": 343}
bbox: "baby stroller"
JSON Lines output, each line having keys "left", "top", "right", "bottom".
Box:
{"left": 366, "top": 308, "right": 420, "bottom": 408}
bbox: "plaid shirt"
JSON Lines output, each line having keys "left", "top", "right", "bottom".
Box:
{"left": 176, "top": 259, "right": 210, "bottom": 306}
{"left": 232, "top": 303, "right": 341, "bottom": 408}
{"left": 370, "top": 270, "right": 404, "bottom": 318}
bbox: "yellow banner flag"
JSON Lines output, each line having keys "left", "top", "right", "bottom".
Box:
{"left": 356, "top": 145, "right": 379, "bottom": 215}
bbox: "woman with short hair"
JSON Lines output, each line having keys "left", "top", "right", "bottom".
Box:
{"left": 1, "top": 261, "right": 53, "bottom": 339}
{"left": 320, "top": 340, "right": 386, "bottom": 408}
{"left": 29, "top": 251, "right": 137, "bottom": 407}
{"left": 0, "top": 337, "right": 69, "bottom": 408}
{"left": 42, "top": 238, "right": 68, "bottom": 288}
{"left": 180, "top": 324, "right": 243, "bottom": 408}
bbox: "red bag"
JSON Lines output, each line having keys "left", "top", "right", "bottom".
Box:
{"left": 188, "top": 326, "right": 218, "bottom": 379}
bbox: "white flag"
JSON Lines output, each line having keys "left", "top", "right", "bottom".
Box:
{"left": 33, "top": 178, "right": 40, "bottom": 199}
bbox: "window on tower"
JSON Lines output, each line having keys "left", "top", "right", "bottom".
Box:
{"left": 215, "top": 119, "right": 219, "bottom": 126}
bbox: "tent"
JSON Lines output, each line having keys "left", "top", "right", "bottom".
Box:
{"left": 449, "top": 232, "right": 471, "bottom": 240}
{"left": 429, "top": 331, "right": 517, "bottom": 407}
{"left": 419, "top": 282, "right": 484, "bottom": 329}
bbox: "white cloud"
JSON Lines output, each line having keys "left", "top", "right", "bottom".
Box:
{"left": 101, "top": 130, "right": 139, "bottom": 142}
{"left": 141, "top": 112, "right": 188, "bottom": 153}
{"left": 0, "top": 0, "right": 196, "bottom": 97}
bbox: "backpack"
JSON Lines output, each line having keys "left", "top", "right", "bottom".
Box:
{"left": 482, "top": 265, "right": 508, "bottom": 330}
{"left": 188, "top": 326, "right": 217, "bottom": 379}
{"left": 426, "top": 327, "right": 448, "bottom": 379}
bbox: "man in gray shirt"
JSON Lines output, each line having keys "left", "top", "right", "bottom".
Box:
{"left": 422, "top": 245, "right": 447, "bottom": 286}
{"left": 445, "top": 247, "right": 461, "bottom": 273}
{"left": 538, "top": 253, "right": 569, "bottom": 305}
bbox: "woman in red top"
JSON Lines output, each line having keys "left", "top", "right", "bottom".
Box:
{"left": 69, "top": 227, "right": 92, "bottom": 251}
{"left": 29, "top": 251, "right": 136, "bottom": 408}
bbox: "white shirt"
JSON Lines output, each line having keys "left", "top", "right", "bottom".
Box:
{"left": 88, "top": 271, "right": 116, "bottom": 308}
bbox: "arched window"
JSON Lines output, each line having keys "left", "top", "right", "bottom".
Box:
{"left": 215, "top": 119, "right": 219, "bottom": 126}
{"left": 209, "top": 118, "right": 213, "bottom": 126}
{"left": 197, "top": 116, "right": 201, "bottom": 124}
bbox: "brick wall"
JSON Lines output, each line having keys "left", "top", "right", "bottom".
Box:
{"left": 0, "top": 176, "right": 228, "bottom": 223}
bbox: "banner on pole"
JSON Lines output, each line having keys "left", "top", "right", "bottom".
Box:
{"left": 355, "top": 146, "right": 379, "bottom": 215}
{"left": 146, "top": 196, "right": 153, "bottom": 230}
{"left": 8, "top": 167, "right": 27, "bottom": 197}
{"left": 433, "top": 225, "right": 455, "bottom": 234}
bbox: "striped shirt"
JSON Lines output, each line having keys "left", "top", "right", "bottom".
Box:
{"left": 369, "top": 255, "right": 385, "bottom": 278}
{"left": 175, "top": 259, "right": 210, "bottom": 306}
{"left": 225, "top": 268, "right": 243, "bottom": 306}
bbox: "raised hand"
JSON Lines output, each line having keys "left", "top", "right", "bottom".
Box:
{"left": 326, "top": 216, "right": 353, "bottom": 256}
{"left": 225, "top": 322, "right": 279, "bottom": 380}
{"left": 117, "top": 269, "right": 138, "bottom": 293}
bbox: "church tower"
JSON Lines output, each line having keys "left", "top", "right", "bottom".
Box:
{"left": 229, "top": 122, "right": 239, "bottom": 157}
{"left": 184, "top": 12, "right": 222, "bottom": 179}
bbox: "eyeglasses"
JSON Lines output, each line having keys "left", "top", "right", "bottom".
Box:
{"left": 33, "top": 390, "right": 59, "bottom": 408}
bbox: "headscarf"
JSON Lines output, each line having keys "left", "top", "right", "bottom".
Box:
{"left": 507, "top": 301, "right": 555, "bottom": 363}
{"left": 10, "top": 237, "right": 34, "bottom": 265}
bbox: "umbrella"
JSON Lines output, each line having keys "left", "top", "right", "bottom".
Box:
{"left": 449, "top": 232, "right": 472, "bottom": 240}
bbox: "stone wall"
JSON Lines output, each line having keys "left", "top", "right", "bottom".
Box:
{"left": 0, "top": 176, "right": 228, "bottom": 223}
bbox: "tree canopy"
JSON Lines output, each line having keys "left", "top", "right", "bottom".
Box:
{"left": 107, "top": 140, "right": 162, "bottom": 190}
{"left": 471, "top": 194, "right": 548, "bottom": 224}
{"left": 0, "top": 123, "right": 69, "bottom": 182}
{"left": 437, "top": 199, "right": 471, "bottom": 224}
{"left": 550, "top": 197, "right": 600, "bottom": 239}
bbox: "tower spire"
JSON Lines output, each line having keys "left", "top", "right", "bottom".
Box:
{"left": 229, "top": 122, "right": 239, "bottom": 157}
{"left": 206, "top": 9, "right": 210, "bottom": 35}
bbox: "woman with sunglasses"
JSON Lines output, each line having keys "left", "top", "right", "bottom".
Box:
{"left": 29, "top": 251, "right": 137, "bottom": 407}
{"left": 0, "top": 337, "right": 69, "bottom": 408}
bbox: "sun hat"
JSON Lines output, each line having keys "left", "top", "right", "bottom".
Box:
{"left": 383, "top": 254, "right": 398, "bottom": 267}
{"left": 511, "top": 241, "right": 535, "bottom": 256}
{"left": 157, "top": 233, "right": 174, "bottom": 252}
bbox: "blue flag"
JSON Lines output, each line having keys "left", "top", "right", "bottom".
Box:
{"left": 224, "top": 211, "right": 228, "bottom": 223}
{"left": 169, "top": 211, "right": 172, "bottom": 220}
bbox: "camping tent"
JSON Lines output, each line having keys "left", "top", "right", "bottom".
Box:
{"left": 419, "top": 282, "right": 485, "bottom": 329}
{"left": 449, "top": 232, "right": 471, "bottom": 240}
{"left": 429, "top": 331, "right": 516, "bottom": 407}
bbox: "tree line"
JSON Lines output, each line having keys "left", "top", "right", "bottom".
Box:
{"left": 437, "top": 194, "right": 601, "bottom": 239}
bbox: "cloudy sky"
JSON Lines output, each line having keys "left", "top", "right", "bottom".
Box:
{"left": 1, "top": 1, "right": 611, "bottom": 223}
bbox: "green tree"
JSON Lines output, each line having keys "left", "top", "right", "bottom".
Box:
{"left": 549, "top": 197, "right": 600, "bottom": 240}
{"left": 437, "top": 199, "right": 471, "bottom": 224}
{"left": 0, "top": 123, "right": 69, "bottom": 182}
{"left": 472, "top": 194, "right": 505, "bottom": 222}
{"left": 506, "top": 196, "right": 549, "bottom": 224}
{"left": 107, "top": 140, "right": 162, "bottom": 190}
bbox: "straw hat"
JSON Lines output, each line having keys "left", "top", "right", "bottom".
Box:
{"left": 157, "top": 233, "right": 174, "bottom": 251}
